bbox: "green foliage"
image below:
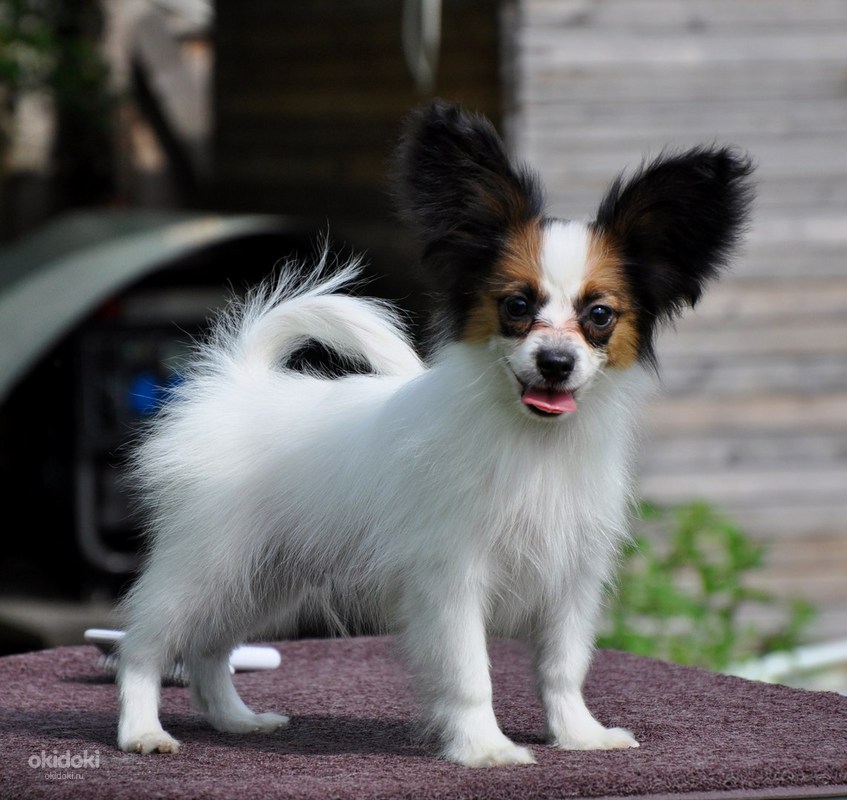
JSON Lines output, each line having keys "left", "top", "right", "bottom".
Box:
{"left": 598, "top": 501, "right": 816, "bottom": 670}
{"left": 0, "top": 0, "right": 56, "bottom": 160}
{"left": 0, "top": 0, "right": 57, "bottom": 93}
{"left": 0, "top": 0, "right": 113, "bottom": 197}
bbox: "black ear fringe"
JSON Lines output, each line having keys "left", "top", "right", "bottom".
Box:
{"left": 393, "top": 100, "right": 544, "bottom": 287}
{"left": 595, "top": 145, "right": 756, "bottom": 366}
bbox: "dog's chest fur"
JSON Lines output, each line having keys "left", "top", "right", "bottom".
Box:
{"left": 354, "top": 348, "right": 650, "bottom": 628}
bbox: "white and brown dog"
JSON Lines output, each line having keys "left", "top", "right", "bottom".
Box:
{"left": 117, "top": 101, "right": 753, "bottom": 766}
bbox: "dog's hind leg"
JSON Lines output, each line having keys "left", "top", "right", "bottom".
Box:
{"left": 186, "top": 598, "right": 299, "bottom": 734}
{"left": 187, "top": 648, "right": 289, "bottom": 734}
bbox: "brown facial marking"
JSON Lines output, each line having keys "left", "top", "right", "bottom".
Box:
{"left": 463, "top": 220, "right": 545, "bottom": 342}
{"left": 580, "top": 231, "right": 640, "bottom": 368}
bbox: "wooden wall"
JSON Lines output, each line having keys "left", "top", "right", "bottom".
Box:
{"left": 511, "top": 0, "right": 847, "bottom": 640}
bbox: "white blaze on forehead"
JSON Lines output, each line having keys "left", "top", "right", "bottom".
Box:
{"left": 538, "top": 220, "right": 591, "bottom": 327}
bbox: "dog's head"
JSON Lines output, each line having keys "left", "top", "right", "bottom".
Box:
{"left": 395, "top": 100, "right": 754, "bottom": 419}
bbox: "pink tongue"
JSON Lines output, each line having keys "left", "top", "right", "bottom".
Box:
{"left": 522, "top": 387, "right": 577, "bottom": 415}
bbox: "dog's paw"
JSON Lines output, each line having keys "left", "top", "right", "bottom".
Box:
{"left": 249, "top": 711, "right": 291, "bottom": 733}
{"left": 552, "top": 725, "right": 639, "bottom": 751}
{"left": 210, "top": 711, "right": 290, "bottom": 734}
{"left": 444, "top": 737, "right": 536, "bottom": 768}
{"left": 120, "top": 730, "right": 181, "bottom": 754}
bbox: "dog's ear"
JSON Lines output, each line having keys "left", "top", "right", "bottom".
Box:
{"left": 595, "top": 147, "right": 755, "bottom": 332}
{"left": 394, "top": 100, "right": 544, "bottom": 290}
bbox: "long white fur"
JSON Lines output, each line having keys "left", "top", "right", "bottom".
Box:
{"left": 117, "top": 241, "right": 653, "bottom": 766}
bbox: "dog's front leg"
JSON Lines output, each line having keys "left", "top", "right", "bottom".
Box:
{"left": 398, "top": 572, "right": 535, "bottom": 767}
{"left": 533, "top": 577, "right": 639, "bottom": 751}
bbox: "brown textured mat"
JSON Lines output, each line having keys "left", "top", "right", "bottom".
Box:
{"left": 1, "top": 636, "right": 845, "bottom": 799}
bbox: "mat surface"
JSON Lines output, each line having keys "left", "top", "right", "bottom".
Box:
{"left": 1, "top": 636, "right": 846, "bottom": 799}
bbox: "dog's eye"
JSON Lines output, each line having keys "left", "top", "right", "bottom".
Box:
{"left": 503, "top": 295, "right": 531, "bottom": 320}
{"left": 588, "top": 305, "right": 615, "bottom": 328}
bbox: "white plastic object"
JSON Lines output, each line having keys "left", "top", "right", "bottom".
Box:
{"left": 84, "top": 628, "right": 281, "bottom": 680}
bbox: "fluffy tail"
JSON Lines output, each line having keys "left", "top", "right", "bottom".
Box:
{"left": 209, "top": 254, "right": 424, "bottom": 378}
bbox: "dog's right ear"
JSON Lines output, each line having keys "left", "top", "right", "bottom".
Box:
{"left": 394, "top": 100, "right": 544, "bottom": 290}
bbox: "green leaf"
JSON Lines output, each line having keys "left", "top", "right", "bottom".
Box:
{"left": 600, "top": 500, "right": 816, "bottom": 671}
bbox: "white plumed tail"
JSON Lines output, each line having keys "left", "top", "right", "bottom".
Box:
{"left": 210, "top": 252, "right": 424, "bottom": 378}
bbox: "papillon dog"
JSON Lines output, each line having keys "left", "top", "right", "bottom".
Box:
{"left": 116, "top": 100, "right": 754, "bottom": 767}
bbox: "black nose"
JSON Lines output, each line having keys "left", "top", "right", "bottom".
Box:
{"left": 537, "top": 348, "right": 575, "bottom": 383}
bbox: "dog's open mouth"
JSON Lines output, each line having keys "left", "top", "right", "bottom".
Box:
{"left": 520, "top": 384, "right": 578, "bottom": 417}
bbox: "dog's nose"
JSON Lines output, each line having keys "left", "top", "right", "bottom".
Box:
{"left": 537, "top": 348, "right": 575, "bottom": 383}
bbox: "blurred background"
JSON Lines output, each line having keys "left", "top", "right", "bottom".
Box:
{"left": 0, "top": 0, "right": 845, "bottom": 688}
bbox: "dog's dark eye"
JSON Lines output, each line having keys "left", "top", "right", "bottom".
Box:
{"left": 503, "top": 295, "right": 531, "bottom": 320}
{"left": 588, "top": 305, "right": 615, "bottom": 328}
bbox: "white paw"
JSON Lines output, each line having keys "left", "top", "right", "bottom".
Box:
{"left": 444, "top": 738, "right": 536, "bottom": 768}
{"left": 251, "top": 711, "right": 291, "bottom": 733}
{"left": 120, "top": 730, "right": 181, "bottom": 754}
{"left": 210, "top": 711, "right": 290, "bottom": 734}
{"left": 553, "top": 725, "right": 639, "bottom": 751}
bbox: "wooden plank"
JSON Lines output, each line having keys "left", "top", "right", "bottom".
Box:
{"left": 519, "top": 31, "right": 847, "bottom": 66}
{"left": 524, "top": 0, "right": 847, "bottom": 29}
{"left": 644, "top": 394, "right": 847, "bottom": 435}
{"left": 525, "top": 141, "right": 847, "bottom": 180}
{"left": 677, "top": 279, "right": 847, "bottom": 322}
{"left": 721, "top": 248, "right": 847, "bottom": 280}
{"left": 521, "top": 65, "right": 847, "bottom": 104}
{"left": 653, "top": 320, "right": 847, "bottom": 358}
{"left": 801, "top": 607, "right": 847, "bottom": 642}
{"left": 750, "top": 567, "right": 847, "bottom": 600}
{"left": 542, "top": 184, "right": 847, "bottom": 217}
{"left": 522, "top": 144, "right": 847, "bottom": 185}
{"left": 638, "top": 466, "right": 847, "bottom": 505}
{"left": 523, "top": 100, "right": 847, "bottom": 138}
{"left": 748, "top": 572, "right": 847, "bottom": 608}
{"left": 767, "top": 536, "right": 847, "bottom": 571}
{"left": 640, "top": 432, "right": 847, "bottom": 473}
{"left": 748, "top": 216, "right": 847, "bottom": 246}
{"left": 657, "top": 357, "right": 847, "bottom": 398}
{"left": 728, "top": 505, "right": 847, "bottom": 541}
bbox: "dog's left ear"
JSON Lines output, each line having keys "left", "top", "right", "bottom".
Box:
{"left": 394, "top": 100, "right": 544, "bottom": 291}
{"left": 594, "top": 147, "right": 755, "bottom": 327}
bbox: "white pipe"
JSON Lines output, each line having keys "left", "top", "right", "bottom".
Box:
{"left": 728, "top": 639, "right": 847, "bottom": 684}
